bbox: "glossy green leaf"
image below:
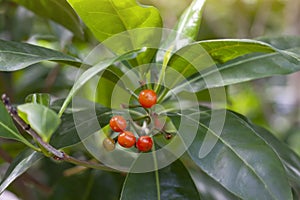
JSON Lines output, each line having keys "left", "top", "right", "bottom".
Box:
{"left": 169, "top": 109, "right": 293, "bottom": 200}
{"left": 228, "top": 111, "right": 300, "bottom": 189}
{"left": 168, "top": 39, "right": 275, "bottom": 79}
{"left": 181, "top": 154, "right": 242, "bottom": 200}
{"left": 168, "top": 39, "right": 300, "bottom": 93}
{"left": 250, "top": 125, "right": 300, "bottom": 188}
{"left": 0, "top": 101, "right": 37, "bottom": 149}
{"left": 174, "top": 0, "right": 206, "bottom": 41}
{"left": 159, "top": 0, "right": 206, "bottom": 56}
{"left": 0, "top": 39, "right": 82, "bottom": 71}
{"left": 67, "top": 0, "right": 161, "bottom": 42}
{"left": 120, "top": 159, "right": 200, "bottom": 200}
{"left": 51, "top": 101, "right": 112, "bottom": 148}
{"left": 18, "top": 103, "right": 61, "bottom": 142}
{"left": 49, "top": 169, "right": 124, "bottom": 200}
{"left": 0, "top": 149, "right": 43, "bottom": 194}
{"left": 258, "top": 35, "right": 300, "bottom": 50}
{"left": 67, "top": 0, "right": 162, "bottom": 65}
{"left": 25, "top": 93, "right": 51, "bottom": 107}
{"left": 13, "top": 0, "right": 83, "bottom": 38}
{"left": 58, "top": 50, "right": 142, "bottom": 116}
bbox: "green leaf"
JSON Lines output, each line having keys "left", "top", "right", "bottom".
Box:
{"left": 0, "top": 101, "right": 37, "bottom": 149}
{"left": 67, "top": 0, "right": 162, "bottom": 65}
{"left": 18, "top": 103, "right": 61, "bottom": 142}
{"left": 169, "top": 109, "right": 293, "bottom": 200}
{"left": 49, "top": 169, "right": 124, "bottom": 200}
{"left": 25, "top": 93, "right": 51, "bottom": 107}
{"left": 51, "top": 100, "right": 112, "bottom": 148}
{"left": 0, "top": 39, "right": 82, "bottom": 71}
{"left": 257, "top": 35, "right": 300, "bottom": 50}
{"left": 228, "top": 111, "right": 300, "bottom": 189}
{"left": 158, "top": 0, "right": 206, "bottom": 56}
{"left": 67, "top": 0, "right": 161, "bottom": 42}
{"left": 181, "top": 154, "right": 241, "bottom": 200}
{"left": 13, "top": 0, "right": 83, "bottom": 38}
{"left": 120, "top": 159, "right": 200, "bottom": 200}
{"left": 164, "top": 39, "right": 278, "bottom": 94}
{"left": 58, "top": 50, "right": 142, "bottom": 117}
{"left": 168, "top": 39, "right": 276, "bottom": 79}
{"left": 251, "top": 125, "right": 300, "bottom": 189}
{"left": 168, "top": 39, "right": 300, "bottom": 93}
{"left": 174, "top": 0, "right": 206, "bottom": 41}
{"left": 0, "top": 149, "right": 43, "bottom": 194}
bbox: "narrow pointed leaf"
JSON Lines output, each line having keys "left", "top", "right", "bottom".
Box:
{"left": 168, "top": 38, "right": 300, "bottom": 93}
{"left": 120, "top": 159, "right": 200, "bottom": 200}
{"left": 13, "top": 0, "right": 83, "bottom": 38}
{"left": 174, "top": 0, "right": 206, "bottom": 41}
{"left": 0, "top": 101, "right": 37, "bottom": 149}
{"left": 168, "top": 40, "right": 276, "bottom": 79}
{"left": 18, "top": 103, "right": 61, "bottom": 142}
{"left": 157, "top": 0, "right": 206, "bottom": 61}
{"left": 169, "top": 110, "right": 293, "bottom": 200}
{"left": 0, "top": 39, "right": 82, "bottom": 71}
{"left": 0, "top": 149, "right": 43, "bottom": 194}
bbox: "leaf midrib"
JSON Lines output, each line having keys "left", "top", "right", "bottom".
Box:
{"left": 181, "top": 113, "right": 278, "bottom": 200}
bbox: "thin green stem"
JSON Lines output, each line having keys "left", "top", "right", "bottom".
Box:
{"left": 151, "top": 143, "right": 161, "bottom": 200}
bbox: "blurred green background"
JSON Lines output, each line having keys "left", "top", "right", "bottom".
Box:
{"left": 0, "top": 0, "right": 299, "bottom": 156}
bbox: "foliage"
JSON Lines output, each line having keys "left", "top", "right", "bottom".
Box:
{"left": 0, "top": 0, "right": 299, "bottom": 199}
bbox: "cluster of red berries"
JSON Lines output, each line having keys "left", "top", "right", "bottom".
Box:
{"left": 106, "top": 89, "right": 157, "bottom": 152}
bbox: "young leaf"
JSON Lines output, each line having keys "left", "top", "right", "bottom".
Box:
{"left": 0, "top": 149, "right": 43, "bottom": 194}
{"left": 67, "top": 0, "right": 162, "bottom": 42}
{"left": 25, "top": 93, "right": 51, "bottom": 107}
{"left": 169, "top": 109, "right": 293, "bottom": 200}
{"left": 120, "top": 159, "right": 200, "bottom": 200}
{"left": 0, "top": 39, "right": 82, "bottom": 71}
{"left": 13, "top": 0, "right": 83, "bottom": 38}
{"left": 18, "top": 103, "right": 61, "bottom": 142}
{"left": 174, "top": 0, "right": 206, "bottom": 41}
{"left": 158, "top": 0, "right": 206, "bottom": 57}
{"left": 0, "top": 101, "right": 37, "bottom": 149}
{"left": 67, "top": 0, "right": 162, "bottom": 65}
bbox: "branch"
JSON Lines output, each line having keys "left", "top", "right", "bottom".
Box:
{"left": 1, "top": 94, "right": 119, "bottom": 173}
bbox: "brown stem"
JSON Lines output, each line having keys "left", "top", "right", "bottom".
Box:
{"left": 1, "top": 94, "right": 119, "bottom": 173}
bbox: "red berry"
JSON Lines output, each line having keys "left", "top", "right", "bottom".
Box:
{"left": 136, "top": 136, "right": 153, "bottom": 152}
{"left": 118, "top": 131, "right": 136, "bottom": 148}
{"left": 138, "top": 89, "right": 157, "bottom": 108}
{"left": 110, "top": 115, "right": 127, "bottom": 132}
